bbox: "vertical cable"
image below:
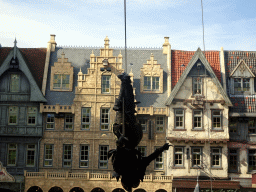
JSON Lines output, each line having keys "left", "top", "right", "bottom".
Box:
{"left": 201, "top": 0, "right": 205, "bottom": 54}
{"left": 124, "top": 0, "right": 127, "bottom": 73}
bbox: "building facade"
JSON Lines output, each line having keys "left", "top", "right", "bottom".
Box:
{"left": 0, "top": 40, "right": 47, "bottom": 191}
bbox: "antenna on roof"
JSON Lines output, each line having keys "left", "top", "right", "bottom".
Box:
{"left": 124, "top": 0, "right": 127, "bottom": 73}
{"left": 14, "top": 38, "right": 17, "bottom": 59}
{"left": 201, "top": 0, "right": 205, "bottom": 54}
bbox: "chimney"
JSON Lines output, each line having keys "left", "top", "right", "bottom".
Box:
{"left": 48, "top": 34, "right": 57, "bottom": 52}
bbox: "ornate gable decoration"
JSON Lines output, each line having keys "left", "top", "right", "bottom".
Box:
{"left": 50, "top": 52, "right": 74, "bottom": 91}
{"left": 165, "top": 48, "right": 232, "bottom": 106}
{"left": 140, "top": 53, "right": 163, "bottom": 93}
{"left": 230, "top": 60, "right": 255, "bottom": 77}
{"left": 0, "top": 162, "right": 15, "bottom": 182}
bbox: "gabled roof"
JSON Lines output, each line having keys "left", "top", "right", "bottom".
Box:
{"left": 230, "top": 60, "right": 255, "bottom": 77}
{"left": 166, "top": 48, "right": 232, "bottom": 106}
{"left": 0, "top": 47, "right": 47, "bottom": 90}
{"left": 171, "top": 49, "right": 221, "bottom": 88}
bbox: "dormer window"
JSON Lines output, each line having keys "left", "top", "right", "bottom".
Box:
{"left": 234, "top": 78, "right": 250, "bottom": 92}
{"left": 229, "top": 60, "right": 255, "bottom": 95}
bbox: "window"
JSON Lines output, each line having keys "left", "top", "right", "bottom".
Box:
{"left": 10, "top": 74, "right": 20, "bottom": 92}
{"left": 82, "top": 108, "right": 90, "bottom": 130}
{"left": 46, "top": 114, "right": 55, "bottom": 129}
{"left": 65, "top": 114, "right": 74, "bottom": 130}
{"left": 192, "top": 147, "right": 202, "bottom": 167}
{"left": 249, "top": 149, "right": 256, "bottom": 171}
{"left": 229, "top": 149, "right": 238, "bottom": 172}
{"left": 193, "top": 77, "right": 202, "bottom": 95}
{"left": 26, "top": 144, "right": 36, "bottom": 167}
{"left": 144, "top": 76, "right": 159, "bottom": 91}
{"left": 174, "top": 147, "right": 184, "bottom": 167}
{"left": 27, "top": 107, "right": 37, "bottom": 125}
{"left": 53, "top": 74, "right": 70, "bottom": 90}
{"left": 234, "top": 78, "right": 250, "bottom": 92}
{"left": 99, "top": 145, "right": 109, "bottom": 169}
{"left": 80, "top": 145, "right": 89, "bottom": 168}
{"left": 155, "top": 147, "right": 163, "bottom": 170}
{"left": 101, "top": 108, "right": 109, "bottom": 130}
{"left": 7, "top": 144, "right": 17, "bottom": 166}
{"left": 175, "top": 109, "right": 184, "bottom": 129}
{"left": 63, "top": 145, "right": 72, "bottom": 167}
{"left": 8, "top": 106, "right": 18, "bottom": 125}
{"left": 136, "top": 146, "right": 147, "bottom": 157}
{"left": 249, "top": 118, "right": 256, "bottom": 134}
{"left": 193, "top": 110, "right": 202, "bottom": 129}
{"left": 102, "top": 75, "right": 110, "bottom": 93}
{"left": 229, "top": 118, "right": 238, "bottom": 133}
{"left": 212, "top": 110, "right": 222, "bottom": 129}
{"left": 211, "top": 148, "right": 221, "bottom": 168}
{"left": 44, "top": 144, "right": 53, "bottom": 167}
{"left": 156, "top": 116, "right": 164, "bottom": 132}
{"left": 138, "top": 119, "right": 147, "bottom": 132}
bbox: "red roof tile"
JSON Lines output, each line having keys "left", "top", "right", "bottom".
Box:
{"left": 0, "top": 47, "right": 47, "bottom": 90}
{"left": 171, "top": 50, "right": 221, "bottom": 88}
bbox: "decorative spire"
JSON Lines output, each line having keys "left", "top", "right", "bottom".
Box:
{"left": 13, "top": 38, "right": 17, "bottom": 59}
{"left": 104, "top": 36, "right": 110, "bottom": 49}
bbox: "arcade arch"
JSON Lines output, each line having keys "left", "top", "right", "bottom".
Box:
{"left": 91, "top": 187, "right": 105, "bottom": 192}
{"left": 112, "top": 188, "right": 125, "bottom": 192}
{"left": 69, "top": 187, "right": 84, "bottom": 192}
{"left": 27, "top": 186, "right": 43, "bottom": 192}
{"left": 48, "top": 186, "right": 64, "bottom": 192}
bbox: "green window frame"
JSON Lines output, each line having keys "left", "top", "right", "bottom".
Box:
{"left": 26, "top": 144, "right": 36, "bottom": 167}
{"left": 174, "top": 146, "right": 184, "bottom": 167}
{"left": 193, "top": 110, "right": 203, "bottom": 129}
{"left": 8, "top": 106, "right": 18, "bottom": 125}
{"left": 7, "top": 144, "right": 17, "bottom": 166}
{"left": 27, "top": 107, "right": 37, "bottom": 125}
{"left": 191, "top": 147, "right": 202, "bottom": 167}
{"left": 211, "top": 147, "right": 222, "bottom": 168}
{"left": 175, "top": 109, "right": 184, "bottom": 129}
{"left": 229, "top": 148, "right": 238, "bottom": 173}
{"left": 10, "top": 74, "right": 20, "bottom": 92}
{"left": 212, "top": 110, "right": 222, "bottom": 130}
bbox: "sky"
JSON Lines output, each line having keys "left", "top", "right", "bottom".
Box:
{"left": 0, "top": 0, "right": 256, "bottom": 51}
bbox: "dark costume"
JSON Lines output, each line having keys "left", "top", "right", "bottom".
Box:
{"left": 109, "top": 73, "right": 170, "bottom": 192}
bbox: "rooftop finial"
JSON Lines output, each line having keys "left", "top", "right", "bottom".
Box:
{"left": 14, "top": 38, "right": 17, "bottom": 59}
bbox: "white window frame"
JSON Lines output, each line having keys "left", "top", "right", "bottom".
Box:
{"left": 46, "top": 113, "right": 55, "bottom": 130}
{"left": 102, "top": 75, "right": 111, "bottom": 93}
{"left": 26, "top": 144, "right": 36, "bottom": 167}
{"left": 101, "top": 108, "right": 109, "bottom": 130}
{"left": 193, "top": 110, "right": 203, "bottom": 130}
{"left": 63, "top": 144, "right": 73, "bottom": 168}
{"left": 174, "top": 146, "right": 184, "bottom": 167}
{"left": 80, "top": 145, "right": 89, "bottom": 168}
{"left": 81, "top": 108, "right": 90, "bottom": 130}
{"left": 99, "top": 145, "right": 109, "bottom": 169}
{"left": 155, "top": 147, "right": 164, "bottom": 170}
{"left": 44, "top": 144, "right": 54, "bottom": 167}
{"left": 156, "top": 116, "right": 164, "bottom": 132}
{"left": 174, "top": 109, "right": 184, "bottom": 129}
{"left": 65, "top": 114, "right": 74, "bottom": 130}
{"left": 7, "top": 143, "right": 17, "bottom": 166}
{"left": 143, "top": 76, "right": 160, "bottom": 91}
{"left": 211, "top": 147, "right": 222, "bottom": 168}
{"left": 53, "top": 74, "right": 70, "bottom": 90}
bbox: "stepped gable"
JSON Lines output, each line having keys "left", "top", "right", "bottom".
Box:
{"left": 0, "top": 47, "right": 12, "bottom": 66}
{"left": 20, "top": 48, "right": 47, "bottom": 90}
{"left": 171, "top": 50, "right": 221, "bottom": 89}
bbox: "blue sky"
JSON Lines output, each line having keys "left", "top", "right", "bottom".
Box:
{"left": 1, "top": 0, "right": 256, "bottom": 51}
